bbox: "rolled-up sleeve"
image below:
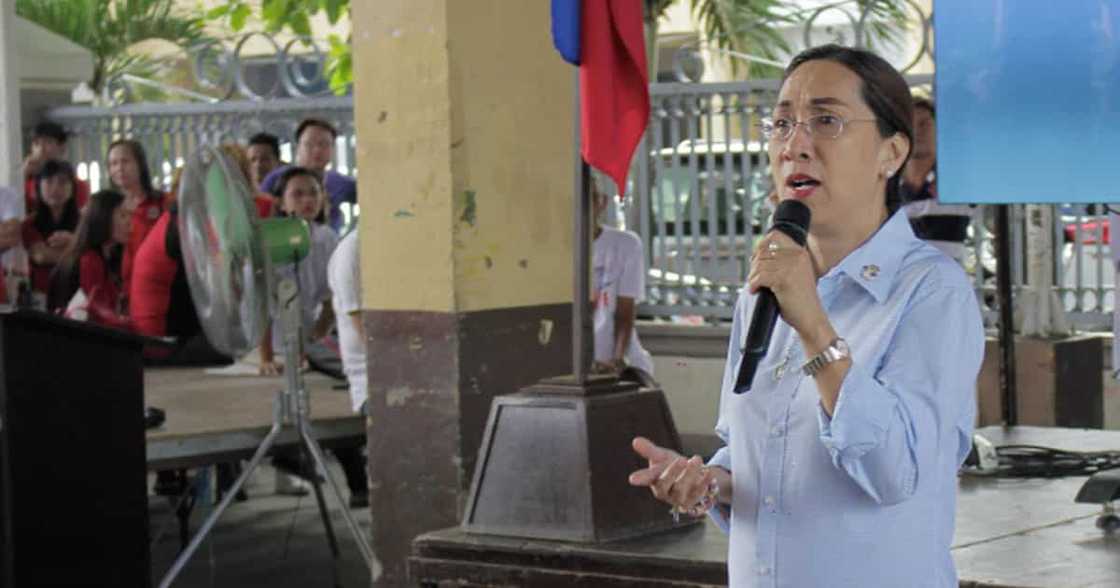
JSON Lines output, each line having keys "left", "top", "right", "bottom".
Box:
{"left": 817, "top": 284, "right": 983, "bottom": 505}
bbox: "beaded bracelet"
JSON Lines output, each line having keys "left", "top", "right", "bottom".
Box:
{"left": 670, "top": 473, "right": 720, "bottom": 522}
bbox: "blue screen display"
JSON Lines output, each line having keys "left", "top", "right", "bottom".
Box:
{"left": 935, "top": 1, "right": 1120, "bottom": 203}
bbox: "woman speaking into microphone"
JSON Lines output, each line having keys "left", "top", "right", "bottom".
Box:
{"left": 629, "top": 44, "right": 984, "bottom": 587}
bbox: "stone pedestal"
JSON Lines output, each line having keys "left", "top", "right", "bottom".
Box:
{"left": 463, "top": 375, "right": 692, "bottom": 542}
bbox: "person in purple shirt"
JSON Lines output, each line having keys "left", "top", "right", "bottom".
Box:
{"left": 261, "top": 118, "right": 356, "bottom": 232}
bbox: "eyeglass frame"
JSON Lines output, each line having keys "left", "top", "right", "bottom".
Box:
{"left": 760, "top": 114, "right": 879, "bottom": 142}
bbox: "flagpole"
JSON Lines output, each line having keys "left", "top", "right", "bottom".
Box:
{"left": 573, "top": 70, "right": 593, "bottom": 385}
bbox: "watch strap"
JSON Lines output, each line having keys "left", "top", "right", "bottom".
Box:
{"left": 801, "top": 337, "right": 848, "bottom": 377}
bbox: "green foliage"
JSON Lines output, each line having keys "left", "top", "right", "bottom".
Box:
{"left": 205, "top": 0, "right": 351, "bottom": 94}
{"left": 648, "top": 0, "right": 913, "bottom": 79}
{"left": 689, "top": 0, "right": 799, "bottom": 78}
{"left": 645, "top": 0, "right": 677, "bottom": 19}
{"left": 16, "top": 0, "right": 211, "bottom": 95}
{"left": 326, "top": 34, "right": 352, "bottom": 95}
{"left": 855, "top": 0, "right": 914, "bottom": 55}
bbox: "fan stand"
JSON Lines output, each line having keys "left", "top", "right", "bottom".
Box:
{"left": 158, "top": 276, "right": 374, "bottom": 587}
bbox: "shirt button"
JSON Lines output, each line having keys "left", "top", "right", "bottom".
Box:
{"left": 758, "top": 566, "right": 771, "bottom": 576}
{"left": 771, "top": 425, "right": 784, "bottom": 437}
{"left": 763, "top": 496, "right": 775, "bottom": 510}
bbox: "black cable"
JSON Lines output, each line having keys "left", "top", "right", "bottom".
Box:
{"left": 968, "top": 444, "right": 1120, "bottom": 478}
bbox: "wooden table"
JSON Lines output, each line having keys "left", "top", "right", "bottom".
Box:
{"left": 410, "top": 426, "right": 1120, "bottom": 588}
{"left": 144, "top": 367, "right": 365, "bottom": 470}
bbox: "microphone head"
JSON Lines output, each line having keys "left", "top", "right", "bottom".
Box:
{"left": 773, "top": 199, "right": 811, "bottom": 231}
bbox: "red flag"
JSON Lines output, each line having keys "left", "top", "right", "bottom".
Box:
{"left": 580, "top": 0, "right": 649, "bottom": 195}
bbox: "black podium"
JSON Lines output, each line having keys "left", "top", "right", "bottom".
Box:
{"left": 0, "top": 309, "right": 150, "bottom": 587}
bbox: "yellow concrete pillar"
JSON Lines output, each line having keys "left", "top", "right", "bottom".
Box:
{"left": 351, "top": 1, "right": 575, "bottom": 584}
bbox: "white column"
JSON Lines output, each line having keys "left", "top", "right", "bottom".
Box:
{"left": 1019, "top": 204, "right": 1070, "bottom": 337}
{"left": 0, "top": 0, "right": 22, "bottom": 188}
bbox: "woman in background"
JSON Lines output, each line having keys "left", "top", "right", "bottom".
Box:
{"left": 49, "top": 190, "right": 132, "bottom": 330}
{"left": 23, "top": 160, "right": 81, "bottom": 299}
{"left": 107, "top": 139, "right": 165, "bottom": 293}
{"left": 131, "top": 143, "right": 269, "bottom": 359}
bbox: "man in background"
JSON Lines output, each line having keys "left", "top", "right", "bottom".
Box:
{"left": 21, "top": 121, "right": 90, "bottom": 213}
{"left": 247, "top": 132, "right": 283, "bottom": 190}
{"left": 261, "top": 119, "right": 356, "bottom": 232}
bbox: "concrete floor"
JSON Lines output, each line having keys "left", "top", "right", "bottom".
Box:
{"left": 149, "top": 460, "right": 376, "bottom": 588}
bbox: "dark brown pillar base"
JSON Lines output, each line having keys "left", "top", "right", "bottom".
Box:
{"left": 363, "top": 303, "right": 571, "bottom": 587}
{"left": 461, "top": 375, "right": 693, "bottom": 543}
{"left": 978, "top": 334, "right": 1105, "bottom": 428}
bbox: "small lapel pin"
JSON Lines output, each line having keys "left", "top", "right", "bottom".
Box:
{"left": 861, "top": 264, "right": 880, "bottom": 280}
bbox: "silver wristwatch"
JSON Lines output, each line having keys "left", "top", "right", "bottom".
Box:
{"left": 801, "top": 337, "right": 850, "bottom": 377}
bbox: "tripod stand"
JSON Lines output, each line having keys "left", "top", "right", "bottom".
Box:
{"left": 159, "top": 277, "right": 374, "bottom": 587}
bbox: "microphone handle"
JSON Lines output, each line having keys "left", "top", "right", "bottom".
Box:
{"left": 731, "top": 221, "right": 807, "bottom": 394}
{"left": 732, "top": 288, "right": 780, "bottom": 393}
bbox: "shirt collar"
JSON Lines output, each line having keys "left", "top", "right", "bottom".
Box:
{"left": 823, "top": 209, "right": 920, "bottom": 303}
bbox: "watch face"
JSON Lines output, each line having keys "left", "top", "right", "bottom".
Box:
{"left": 834, "top": 338, "right": 850, "bottom": 356}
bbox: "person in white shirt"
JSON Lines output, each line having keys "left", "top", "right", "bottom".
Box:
{"left": 322, "top": 226, "right": 370, "bottom": 507}
{"left": 591, "top": 182, "right": 653, "bottom": 376}
{"left": 262, "top": 167, "right": 372, "bottom": 506}
{"left": 327, "top": 228, "right": 367, "bottom": 413}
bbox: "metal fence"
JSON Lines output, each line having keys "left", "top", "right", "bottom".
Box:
{"left": 43, "top": 88, "right": 1115, "bottom": 330}
{"left": 46, "top": 96, "right": 359, "bottom": 225}
{"left": 620, "top": 78, "right": 1115, "bottom": 331}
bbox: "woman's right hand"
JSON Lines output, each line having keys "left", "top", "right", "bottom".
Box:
{"left": 259, "top": 360, "right": 282, "bottom": 376}
{"left": 47, "top": 230, "right": 75, "bottom": 250}
{"left": 629, "top": 437, "right": 719, "bottom": 515}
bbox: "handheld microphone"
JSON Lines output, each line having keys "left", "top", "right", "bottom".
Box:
{"left": 733, "top": 200, "right": 811, "bottom": 393}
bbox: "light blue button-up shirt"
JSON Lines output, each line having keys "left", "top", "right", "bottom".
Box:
{"left": 708, "top": 210, "right": 984, "bottom": 587}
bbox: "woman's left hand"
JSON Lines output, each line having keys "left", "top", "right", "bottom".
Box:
{"left": 47, "top": 231, "right": 75, "bottom": 250}
{"left": 748, "top": 231, "right": 828, "bottom": 340}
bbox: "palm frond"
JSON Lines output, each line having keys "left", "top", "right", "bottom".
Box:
{"left": 856, "top": 0, "right": 913, "bottom": 54}
{"left": 17, "top": 0, "right": 213, "bottom": 95}
{"left": 682, "top": 0, "right": 913, "bottom": 78}
{"left": 15, "top": 0, "right": 100, "bottom": 49}
{"left": 690, "top": 0, "right": 800, "bottom": 78}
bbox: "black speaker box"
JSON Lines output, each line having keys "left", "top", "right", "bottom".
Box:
{"left": 0, "top": 309, "right": 149, "bottom": 587}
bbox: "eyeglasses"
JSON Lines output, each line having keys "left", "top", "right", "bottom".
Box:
{"left": 760, "top": 114, "right": 878, "bottom": 142}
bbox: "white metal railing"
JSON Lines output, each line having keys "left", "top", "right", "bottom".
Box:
{"left": 618, "top": 79, "right": 1113, "bottom": 331}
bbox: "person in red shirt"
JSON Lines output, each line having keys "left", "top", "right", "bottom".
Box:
{"left": 21, "top": 121, "right": 91, "bottom": 214}
{"left": 48, "top": 190, "right": 132, "bottom": 330}
{"left": 131, "top": 145, "right": 270, "bottom": 347}
{"left": 131, "top": 154, "right": 265, "bottom": 365}
{"left": 23, "top": 160, "right": 81, "bottom": 298}
{"left": 107, "top": 139, "right": 165, "bottom": 293}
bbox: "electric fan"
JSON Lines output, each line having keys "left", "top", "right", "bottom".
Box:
{"left": 159, "top": 145, "right": 373, "bottom": 587}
